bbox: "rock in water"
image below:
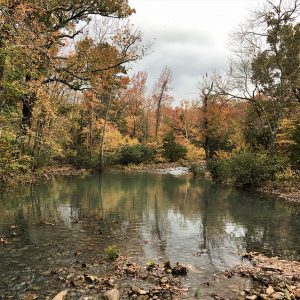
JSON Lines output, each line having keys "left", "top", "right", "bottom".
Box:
{"left": 104, "top": 289, "right": 120, "bottom": 300}
{"left": 52, "top": 290, "right": 68, "bottom": 300}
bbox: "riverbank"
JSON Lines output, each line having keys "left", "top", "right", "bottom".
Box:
{"left": 110, "top": 162, "right": 300, "bottom": 204}
{"left": 0, "top": 164, "right": 90, "bottom": 191}
{"left": 1, "top": 161, "right": 299, "bottom": 204}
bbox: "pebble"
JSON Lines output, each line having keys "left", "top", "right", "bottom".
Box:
{"left": 160, "top": 277, "right": 168, "bottom": 284}
{"left": 266, "top": 286, "right": 274, "bottom": 295}
{"left": 246, "top": 296, "right": 258, "bottom": 300}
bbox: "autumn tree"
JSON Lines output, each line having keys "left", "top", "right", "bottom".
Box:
{"left": 0, "top": 0, "right": 142, "bottom": 141}
{"left": 152, "top": 66, "right": 173, "bottom": 143}
{"left": 123, "top": 71, "right": 148, "bottom": 140}
{"left": 217, "top": 0, "right": 300, "bottom": 150}
{"left": 200, "top": 74, "right": 215, "bottom": 160}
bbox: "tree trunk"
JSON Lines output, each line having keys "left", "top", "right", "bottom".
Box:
{"left": 203, "top": 95, "right": 209, "bottom": 160}
{"left": 99, "top": 100, "right": 111, "bottom": 170}
{"left": 31, "top": 118, "right": 45, "bottom": 171}
{"left": 155, "top": 98, "right": 162, "bottom": 143}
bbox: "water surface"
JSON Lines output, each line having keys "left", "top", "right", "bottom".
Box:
{"left": 0, "top": 172, "right": 299, "bottom": 298}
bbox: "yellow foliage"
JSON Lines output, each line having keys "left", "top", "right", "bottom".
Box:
{"left": 185, "top": 143, "right": 205, "bottom": 161}
{"left": 215, "top": 150, "right": 232, "bottom": 159}
{"left": 104, "top": 126, "right": 138, "bottom": 152}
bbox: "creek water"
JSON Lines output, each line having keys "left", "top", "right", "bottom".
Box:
{"left": 0, "top": 171, "right": 299, "bottom": 299}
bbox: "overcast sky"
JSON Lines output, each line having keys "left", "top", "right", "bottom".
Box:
{"left": 128, "top": 0, "right": 261, "bottom": 104}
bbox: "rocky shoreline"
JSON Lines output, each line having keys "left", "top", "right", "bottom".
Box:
{"left": 21, "top": 252, "right": 300, "bottom": 300}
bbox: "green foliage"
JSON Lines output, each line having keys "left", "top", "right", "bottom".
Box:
{"left": 189, "top": 163, "right": 206, "bottom": 178}
{"left": 289, "top": 123, "right": 300, "bottom": 169}
{"left": 162, "top": 132, "right": 187, "bottom": 162}
{"left": 244, "top": 103, "right": 273, "bottom": 150}
{"left": 67, "top": 150, "right": 100, "bottom": 169}
{"left": 118, "top": 144, "right": 156, "bottom": 165}
{"left": 104, "top": 245, "right": 119, "bottom": 261}
{"left": 207, "top": 150, "right": 287, "bottom": 188}
{"left": 207, "top": 158, "right": 231, "bottom": 183}
{"left": 229, "top": 150, "right": 285, "bottom": 187}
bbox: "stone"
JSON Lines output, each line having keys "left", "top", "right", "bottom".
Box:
{"left": 138, "top": 290, "right": 148, "bottom": 295}
{"left": 126, "top": 267, "right": 136, "bottom": 274}
{"left": 160, "top": 277, "right": 168, "bottom": 284}
{"left": 131, "top": 285, "right": 140, "bottom": 293}
{"left": 246, "top": 296, "right": 258, "bottom": 300}
{"left": 52, "top": 290, "right": 68, "bottom": 300}
{"left": 294, "top": 288, "right": 300, "bottom": 299}
{"left": 266, "top": 286, "right": 274, "bottom": 295}
{"left": 147, "top": 275, "right": 157, "bottom": 284}
{"left": 272, "top": 292, "right": 284, "bottom": 300}
{"left": 85, "top": 275, "right": 98, "bottom": 283}
{"left": 104, "top": 289, "right": 120, "bottom": 300}
{"left": 131, "top": 285, "right": 148, "bottom": 295}
{"left": 137, "top": 296, "right": 149, "bottom": 300}
{"left": 23, "top": 293, "right": 38, "bottom": 300}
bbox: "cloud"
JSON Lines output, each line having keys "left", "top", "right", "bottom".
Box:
{"left": 128, "top": 0, "right": 261, "bottom": 104}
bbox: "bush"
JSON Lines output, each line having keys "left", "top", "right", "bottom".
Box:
{"left": 118, "top": 144, "right": 156, "bottom": 165}
{"left": 207, "top": 158, "right": 230, "bottom": 182}
{"left": 189, "top": 163, "right": 206, "bottom": 177}
{"left": 207, "top": 150, "right": 287, "bottom": 188}
{"left": 163, "top": 132, "right": 187, "bottom": 162}
{"left": 67, "top": 150, "right": 101, "bottom": 169}
{"left": 230, "top": 150, "right": 286, "bottom": 187}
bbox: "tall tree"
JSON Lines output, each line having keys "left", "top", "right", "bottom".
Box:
{"left": 152, "top": 66, "right": 173, "bottom": 143}
{"left": 217, "top": 0, "right": 300, "bottom": 150}
{"left": 123, "top": 71, "right": 148, "bottom": 140}
{"left": 0, "top": 0, "right": 142, "bottom": 141}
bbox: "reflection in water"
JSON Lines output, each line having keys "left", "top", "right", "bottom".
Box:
{"left": 0, "top": 172, "right": 299, "bottom": 297}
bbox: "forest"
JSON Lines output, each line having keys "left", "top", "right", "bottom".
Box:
{"left": 0, "top": 0, "right": 299, "bottom": 194}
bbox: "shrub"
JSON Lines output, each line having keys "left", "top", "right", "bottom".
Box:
{"left": 230, "top": 150, "right": 286, "bottom": 187}
{"left": 67, "top": 150, "right": 100, "bottom": 169}
{"left": 207, "top": 158, "right": 230, "bottom": 182}
{"left": 118, "top": 144, "right": 156, "bottom": 165}
{"left": 163, "top": 132, "right": 187, "bottom": 162}
{"left": 207, "top": 150, "right": 287, "bottom": 188}
{"left": 189, "top": 163, "right": 206, "bottom": 177}
{"left": 104, "top": 245, "right": 119, "bottom": 261}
